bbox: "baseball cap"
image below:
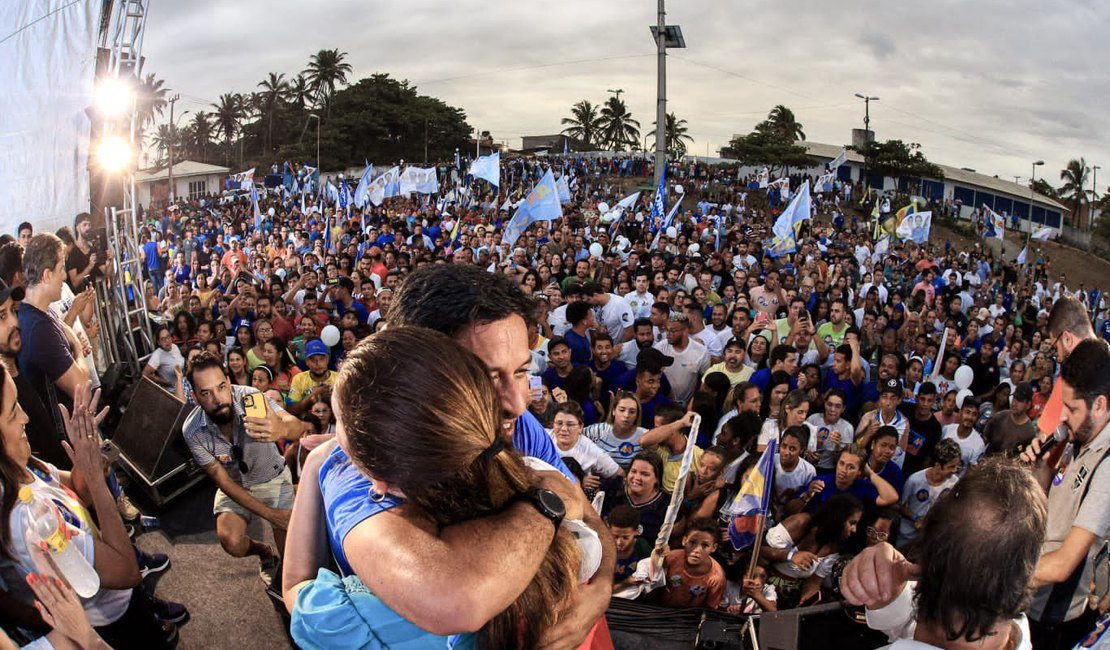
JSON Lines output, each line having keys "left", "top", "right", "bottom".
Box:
{"left": 305, "top": 339, "right": 329, "bottom": 358}
{"left": 0, "top": 281, "right": 25, "bottom": 306}
{"left": 637, "top": 348, "right": 674, "bottom": 370}
{"left": 548, "top": 336, "right": 570, "bottom": 352}
{"left": 880, "top": 377, "right": 902, "bottom": 396}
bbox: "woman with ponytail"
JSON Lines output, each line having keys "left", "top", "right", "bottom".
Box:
{"left": 284, "top": 327, "right": 592, "bottom": 649}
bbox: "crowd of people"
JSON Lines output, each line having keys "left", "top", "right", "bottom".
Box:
{"left": 0, "top": 154, "right": 1107, "bottom": 649}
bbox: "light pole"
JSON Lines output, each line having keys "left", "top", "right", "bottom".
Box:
{"left": 1091, "top": 165, "right": 1100, "bottom": 232}
{"left": 1027, "top": 160, "right": 1044, "bottom": 244}
{"left": 166, "top": 94, "right": 188, "bottom": 203}
{"left": 308, "top": 113, "right": 321, "bottom": 169}
{"left": 854, "top": 93, "right": 879, "bottom": 136}
{"left": 650, "top": 7, "right": 684, "bottom": 194}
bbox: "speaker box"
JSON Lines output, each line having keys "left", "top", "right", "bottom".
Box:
{"left": 758, "top": 602, "right": 887, "bottom": 650}
{"left": 110, "top": 377, "right": 205, "bottom": 506}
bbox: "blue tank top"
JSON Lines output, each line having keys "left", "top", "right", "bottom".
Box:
{"left": 319, "top": 445, "right": 404, "bottom": 576}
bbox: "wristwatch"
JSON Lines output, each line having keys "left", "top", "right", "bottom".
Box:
{"left": 513, "top": 487, "right": 566, "bottom": 529}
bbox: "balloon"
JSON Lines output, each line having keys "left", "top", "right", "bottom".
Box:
{"left": 597, "top": 202, "right": 611, "bottom": 215}
{"left": 320, "top": 325, "right": 341, "bottom": 348}
{"left": 688, "top": 243, "right": 700, "bottom": 255}
{"left": 588, "top": 243, "right": 604, "bottom": 258}
{"left": 954, "top": 365, "right": 974, "bottom": 390}
{"left": 666, "top": 226, "right": 678, "bottom": 239}
{"left": 956, "top": 388, "right": 974, "bottom": 409}
{"left": 267, "top": 207, "right": 276, "bottom": 217}
{"left": 674, "top": 184, "right": 685, "bottom": 194}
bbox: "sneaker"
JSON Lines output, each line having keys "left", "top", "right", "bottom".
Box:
{"left": 138, "top": 550, "right": 171, "bottom": 578}
{"left": 259, "top": 546, "right": 279, "bottom": 588}
{"left": 152, "top": 597, "right": 190, "bottom": 625}
{"left": 117, "top": 493, "right": 140, "bottom": 521}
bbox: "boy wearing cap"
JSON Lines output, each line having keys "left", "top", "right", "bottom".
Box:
{"left": 287, "top": 339, "right": 336, "bottom": 416}
{"left": 855, "top": 377, "right": 910, "bottom": 468}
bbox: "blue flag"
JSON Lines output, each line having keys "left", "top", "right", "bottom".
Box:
{"left": 650, "top": 166, "right": 667, "bottom": 232}
{"left": 469, "top": 152, "right": 501, "bottom": 187}
{"left": 503, "top": 169, "right": 562, "bottom": 246}
{"left": 250, "top": 185, "right": 263, "bottom": 231}
{"left": 727, "top": 440, "right": 776, "bottom": 550}
{"left": 353, "top": 162, "right": 374, "bottom": 208}
{"left": 323, "top": 212, "right": 332, "bottom": 253}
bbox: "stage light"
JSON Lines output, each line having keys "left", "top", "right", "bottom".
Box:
{"left": 95, "top": 135, "right": 132, "bottom": 173}
{"left": 95, "top": 76, "right": 133, "bottom": 116}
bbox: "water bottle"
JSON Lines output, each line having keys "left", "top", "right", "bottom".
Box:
{"left": 20, "top": 487, "right": 100, "bottom": 598}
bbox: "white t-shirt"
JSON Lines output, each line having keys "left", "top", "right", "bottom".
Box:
{"left": 689, "top": 328, "right": 724, "bottom": 360}
{"left": 774, "top": 456, "right": 816, "bottom": 505}
{"left": 807, "top": 414, "right": 856, "bottom": 469}
{"left": 548, "top": 304, "right": 571, "bottom": 337}
{"left": 940, "top": 424, "right": 986, "bottom": 476}
{"left": 654, "top": 339, "right": 711, "bottom": 404}
{"left": 597, "top": 294, "right": 635, "bottom": 341}
{"left": 583, "top": 423, "right": 647, "bottom": 469}
{"left": 622, "top": 290, "right": 655, "bottom": 319}
{"left": 551, "top": 432, "right": 622, "bottom": 478}
{"left": 48, "top": 284, "right": 100, "bottom": 389}
{"left": 898, "top": 469, "right": 958, "bottom": 545}
{"left": 147, "top": 345, "right": 185, "bottom": 387}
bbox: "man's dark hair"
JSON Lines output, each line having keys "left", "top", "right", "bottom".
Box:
{"left": 1047, "top": 296, "right": 1094, "bottom": 339}
{"left": 592, "top": 331, "right": 613, "bottom": 346}
{"left": 0, "top": 242, "right": 23, "bottom": 287}
{"left": 651, "top": 300, "right": 670, "bottom": 314}
{"left": 835, "top": 343, "right": 853, "bottom": 363}
{"left": 1060, "top": 338, "right": 1110, "bottom": 409}
{"left": 185, "top": 350, "right": 228, "bottom": 388}
{"left": 632, "top": 317, "right": 653, "bottom": 331}
{"left": 563, "top": 282, "right": 584, "bottom": 298}
{"left": 566, "top": 301, "right": 592, "bottom": 327}
{"left": 654, "top": 403, "right": 685, "bottom": 425}
{"left": 685, "top": 518, "right": 718, "bottom": 539}
{"left": 914, "top": 457, "right": 1046, "bottom": 643}
{"left": 581, "top": 281, "right": 603, "bottom": 296}
{"left": 769, "top": 344, "right": 795, "bottom": 368}
{"left": 73, "top": 212, "right": 91, "bottom": 232}
{"left": 16, "top": 222, "right": 31, "bottom": 236}
{"left": 607, "top": 504, "right": 642, "bottom": 529}
{"left": 389, "top": 264, "right": 537, "bottom": 336}
{"left": 22, "top": 233, "right": 64, "bottom": 288}
{"left": 917, "top": 381, "right": 938, "bottom": 396}
{"left": 781, "top": 424, "right": 810, "bottom": 450}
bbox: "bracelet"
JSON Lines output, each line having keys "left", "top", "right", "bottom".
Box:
{"left": 787, "top": 547, "right": 797, "bottom": 562}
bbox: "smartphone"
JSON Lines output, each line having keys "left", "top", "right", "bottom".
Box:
{"left": 327, "top": 277, "right": 339, "bottom": 285}
{"left": 243, "top": 392, "right": 268, "bottom": 420}
{"left": 529, "top": 375, "right": 543, "bottom": 399}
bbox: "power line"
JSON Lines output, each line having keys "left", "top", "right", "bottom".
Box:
{"left": 0, "top": 0, "right": 81, "bottom": 48}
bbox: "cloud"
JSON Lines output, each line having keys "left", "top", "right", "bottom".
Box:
{"left": 140, "top": 0, "right": 1110, "bottom": 187}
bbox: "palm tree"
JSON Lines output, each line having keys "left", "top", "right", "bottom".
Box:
{"left": 212, "top": 93, "right": 243, "bottom": 165}
{"left": 560, "top": 100, "right": 603, "bottom": 149}
{"left": 598, "top": 96, "right": 641, "bottom": 152}
{"left": 647, "top": 112, "right": 695, "bottom": 158}
{"left": 187, "top": 111, "right": 214, "bottom": 162}
{"left": 289, "top": 74, "right": 313, "bottom": 112}
{"left": 1059, "top": 158, "right": 1091, "bottom": 225}
{"left": 303, "top": 48, "right": 353, "bottom": 116}
{"left": 257, "top": 72, "right": 290, "bottom": 152}
{"left": 135, "top": 73, "right": 168, "bottom": 142}
{"left": 148, "top": 123, "right": 178, "bottom": 167}
{"left": 767, "top": 104, "right": 805, "bottom": 142}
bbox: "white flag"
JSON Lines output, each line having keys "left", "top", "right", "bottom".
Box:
{"left": 1032, "top": 227, "right": 1052, "bottom": 241}
{"left": 1016, "top": 246, "right": 1028, "bottom": 266}
{"left": 399, "top": 167, "right": 440, "bottom": 195}
{"left": 828, "top": 148, "right": 848, "bottom": 170}
{"left": 230, "top": 167, "right": 255, "bottom": 189}
{"left": 366, "top": 166, "right": 401, "bottom": 206}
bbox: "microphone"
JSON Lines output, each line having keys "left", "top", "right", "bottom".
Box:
{"left": 1016, "top": 425, "right": 1068, "bottom": 460}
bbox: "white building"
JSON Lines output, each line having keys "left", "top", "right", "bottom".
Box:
{"left": 135, "top": 160, "right": 229, "bottom": 208}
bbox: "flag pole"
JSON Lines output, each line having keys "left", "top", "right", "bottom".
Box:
{"left": 650, "top": 414, "right": 701, "bottom": 577}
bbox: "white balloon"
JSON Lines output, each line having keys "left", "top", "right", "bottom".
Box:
{"left": 597, "top": 202, "right": 611, "bottom": 214}
{"left": 688, "top": 243, "right": 700, "bottom": 254}
{"left": 267, "top": 207, "right": 275, "bottom": 217}
{"left": 956, "top": 388, "right": 974, "bottom": 409}
{"left": 320, "top": 325, "right": 341, "bottom": 348}
{"left": 588, "top": 242, "right": 604, "bottom": 258}
{"left": 674, "top": 184, "right": 685, "bottom": 194}
{"left": 666, "top": 226, "right": 678, "bottom": 239}
{"left": 954, "top": 365, "right": 974, "bottom": 390}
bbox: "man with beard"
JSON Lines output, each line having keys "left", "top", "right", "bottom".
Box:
{"left": 182, "top": 351, "right": 305, "bottom": 585}
{"left": 1023, "top": 338, "right": 1110, "bottom": 649}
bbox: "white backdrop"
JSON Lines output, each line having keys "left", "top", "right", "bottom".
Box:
{"left": 0, "top": 1, "right": 101, "bottom": 237}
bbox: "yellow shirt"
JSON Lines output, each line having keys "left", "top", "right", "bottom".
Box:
{"left": 703, "top": 361, "right": 753, "bottom": 386}
{"left": 288, "top": 369, "right": 337, "bottom": 403}
{"left": 655, "top": 444, "right": 703, "bottom": 494}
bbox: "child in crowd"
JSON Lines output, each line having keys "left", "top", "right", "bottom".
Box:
{"left": 720, "top": 564, "right": 778, "bottom": 614}
{"left": 653, "top": 518, "right": 726, "bottom": 610}
{"left": 940, "top": 396, "right": 986, "bottom": 477}
{"left": 609, "top": 505, "right": 653, "bottom": 591}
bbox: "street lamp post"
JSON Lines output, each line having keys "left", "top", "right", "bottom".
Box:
{"left": 649, "top": 6, "right": 684, "bottom": 195}
{"left": 1027, "top": 160, "right": 1044, "bottom": 244}
{"left": 1091, "top": 165, "right": 1101, "bottom": 232}
{"left": 854, "top": 93, "right": 879, "bottom": 135}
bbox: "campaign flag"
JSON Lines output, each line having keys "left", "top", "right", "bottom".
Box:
{"left": 230, "top": 167, "right": 255, "bottom": 190}
{"left": 649, "top": 199, "right": 683, "bottom": 251}
{"left": 366, "top": 166, "right": 401, "bottom": 206}
{"left": 503, "top": 169, "right": 562, "bottom": 246}
{"left": 453, "top": 149, "right": 460, "bottom": 170}
{"left": 768, "top": 176, "right": 791, "bottom": 192}
{"left": 874, "top": 234, "right": 892, "bottom": 257}
{"left": 338, "top": 178, "right": 351, "bottom": 209}
{"left": 827, "top": 148, "right": 848, "bottom": 171}
{"left": 929, "top": 326, "right": 950, "bottom": 384}
{"left": 1033, "top": 226, "right": 1053, "bottom": 241}
{"left": 896, "top": 211, "right": 933, "bottom": 244}
{"left": 726, "top": 440, "right": 776, "bottom": 550}
{"left": 399, "top": 167, "right": 440, "bottom": 195}
{"left": 282, "top": 161, "right": 294, "bottom": 190}
{"left": 353, "top": 162, "right": 374, "bottom": 208}
{"left": 983, "top": 205, "right": 1005, "bottom": 239}
{"left": 324, "top": 180, "right": 340, "bottom": 206}
{"left": 771, "top": 180, "right": 812, "bottom": 245}
{"left": 815, "top": 171, "right": 836, "bottom": 194}
{"left": 323, "top": 212, "right": 332, "bottom": 253}
{"left": 555, "top": 175, "right": 571, "bottom": 204}
{"left": 650, "top": 165, "right": 667, "bottom": 231}
{"left": 757, "top": 167, "right": 770, "bottom": 189}
{"left": 469, "top": 151, "right": 501, "bottom": 187}
{"left": 888, "top": 202, "right": 916, "bottom": 240}
{"left": 563, "top": 137, "right": 569, "bottom": 156}
{"left": 301, "top": 165, "right": 318, "bottom": 195}
{"left": 250, "top": 185, "right": 262, "bottom": 231}
{"left": 1016, "top": 246, "right": 1028, "bottom": 266}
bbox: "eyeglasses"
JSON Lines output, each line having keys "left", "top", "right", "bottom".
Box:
{"left": 866, "top": 526, "right": 888, "bottom": 541}
{"left": 230, "top": 444, "right": 250, "bottom": 474}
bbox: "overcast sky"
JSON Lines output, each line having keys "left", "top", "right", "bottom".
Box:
{"left": 143, "top": 0, "right": 1110, "bottom": 189}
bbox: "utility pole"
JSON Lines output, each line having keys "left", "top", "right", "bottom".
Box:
{"left": 1027, "top": 160, "right": 1044, "bottom": 244}
{"left": 424, "top": 120, "right": 429, "bottom": 164}
{"left": 650, "top": 6, "right": 684, "bottom": 195}
{"left": 1091, "top": 165, "right": 1100, "bottom": 232}
{"left": 166, "top": 93, "right": 180, "bottom": 202}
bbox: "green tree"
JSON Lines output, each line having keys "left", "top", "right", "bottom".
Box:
{"left": 849, "top": 139, "right": 944, "bottom": 185}
{"left": 1059, "top": 158, "right": 1091, "bottom": 226}
{"left": 647, "top": 112, "right": 694, "bottom": 158}
{"left": 135, "top": 73, "right": 168, "bottom": 143}
{"left": 289, "top": 74, "right": 313, "bottom": 112}
{"left": 212, "top": 93, "right": 243, "bottom": 165}
{"left": 720, "top": 107, "right": 813, "bottom": 173}
{"left": 148, "top": 123, "right": 178, "bottom": 167}
{"left": 304, "top": 48, "right": 353, "bottom": 117}
{"left": 598, "top": 97, "right": 641, "bottom": 152}
{"left": 560, "top": 100, "right": 603, "bottom": 149}
{"left": 257, "top": 72, "right": 290, "bottom": 153}
{"left": 767, "top": 104, "right": 805, "bottom": 141}
{"left": 184, "top": 111, "right": 214, "bottom": 162}
{"left": 1030, "top": 177, "right": 1058, "bottom": 199}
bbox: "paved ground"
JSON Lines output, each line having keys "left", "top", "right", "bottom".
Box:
{"left": 127, "top": 480, "right": 295, "bottom": 650}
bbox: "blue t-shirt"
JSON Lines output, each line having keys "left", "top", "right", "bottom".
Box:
{"left": 803, "top": 473, "right": 878, "bottom": 513}
{"left": 335, "top": 300, "right": 371, "bottom": 326}
{"left": 563, "top": 330, "right": 591, "bottom": 366}
{"left": 143, "top": 240, "right": 163, "bottom": 271}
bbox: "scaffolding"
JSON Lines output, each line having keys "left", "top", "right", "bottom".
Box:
{"left": 95, "top": 0, "right": 153, "bottom": 374}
